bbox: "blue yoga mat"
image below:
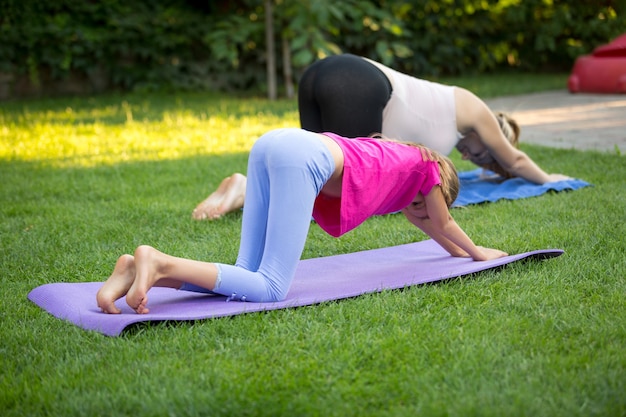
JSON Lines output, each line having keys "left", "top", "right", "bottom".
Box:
{"left": 453, "top": 169, "right": 591, "bottom": 207}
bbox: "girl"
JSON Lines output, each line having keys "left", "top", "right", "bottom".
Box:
{"left": 97, "top": 128, "right": 507, "bottom": 314}
{"left": 192, "top": 54, "right": 570, "bottom": 220}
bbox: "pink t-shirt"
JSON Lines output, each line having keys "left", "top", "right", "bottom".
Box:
{"left": 313, "top": 133, "right": 442, "bottom": 237}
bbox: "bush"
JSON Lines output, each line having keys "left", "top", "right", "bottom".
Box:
{"left": 0, "top": 0, "right": 623, "bottom": 98}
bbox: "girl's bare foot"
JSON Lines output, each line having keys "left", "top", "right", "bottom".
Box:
{"left": 192, "top": 173, "right": 247, "bottom": 220}
{"left": 96, "top": 254, "right": 135, "bottom": 314}
{"left": 125, "top": 245, "right": 166, "bottom": 314}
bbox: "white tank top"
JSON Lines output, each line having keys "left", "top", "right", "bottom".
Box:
{"left": 363, "top": 58, "right": 461, "bottom": 155}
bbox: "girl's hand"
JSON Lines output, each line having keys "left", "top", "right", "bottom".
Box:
{"left": 475, "top": 246, "right": 508, "bottom": 261}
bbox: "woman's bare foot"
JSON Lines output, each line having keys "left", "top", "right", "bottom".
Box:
{"left": 96, "top": 254, "right": 135, "bottom": 314}
{"left": 192, "top": 173, "right": 247, "bottom": 220}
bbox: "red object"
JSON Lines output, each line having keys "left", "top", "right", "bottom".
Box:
{"left": 568, "top": 34, "right": 626, "bottom": 94}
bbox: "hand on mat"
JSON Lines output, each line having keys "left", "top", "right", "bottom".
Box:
{"left": 476, "top": 246, "right": 509, "bottom": 260}
{"left": 546, "top": 173, "right": 572, "bottom": 183}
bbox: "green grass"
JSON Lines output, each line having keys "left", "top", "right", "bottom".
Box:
{"left": 1, "top": 73, "right": 625, "bottom": 417}
{"left": 433, "top": 72, "right": 569, "bottom": 98}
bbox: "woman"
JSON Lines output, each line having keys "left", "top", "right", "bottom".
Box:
{"left": 97, "top": 128, "right": 507, "bottom": 314}
{"left": 192, "top": 54, "right": 570, "bottom": 220}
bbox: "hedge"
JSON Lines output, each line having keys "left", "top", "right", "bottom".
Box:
{"left": 0, "top": 0, "right": 623, "bottom": 98}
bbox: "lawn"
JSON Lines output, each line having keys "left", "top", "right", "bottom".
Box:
{"left": 1, "top": 73, "right": 624, "bottom": 417}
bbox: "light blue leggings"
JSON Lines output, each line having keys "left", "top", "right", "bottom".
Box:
{"left": 181, "top": 128, "right": 335, "bottom": 302}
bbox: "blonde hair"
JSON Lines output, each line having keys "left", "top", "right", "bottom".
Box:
{"left": 377, "top": 136, "right": 459, "bottom": 208}
{"left": 437, "top": 155, "right": 460, "bottom": 208}
{"left": 480, "top": 112, "right": 521, "bottom": 178}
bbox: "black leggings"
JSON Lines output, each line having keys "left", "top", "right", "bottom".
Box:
{"left": 298, "top": 54, "right": 393, "bottom": 138}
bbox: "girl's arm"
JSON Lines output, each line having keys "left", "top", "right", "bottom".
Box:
{"left": 402, "top": 186, "right": 508, "bottom": 261}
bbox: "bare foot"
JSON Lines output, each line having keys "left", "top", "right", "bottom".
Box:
{"left": 125, "top": 245, "right": 166, "bottom": 314}
{"left": 96, "top": 254, "right": 135, "bottom": 314}
{"left": 192, "top": 173, "right": 247, "bottom": 220}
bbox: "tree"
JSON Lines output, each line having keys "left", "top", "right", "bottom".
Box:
{"left": 265, "top": 0, "right": 277, "bottom": 100}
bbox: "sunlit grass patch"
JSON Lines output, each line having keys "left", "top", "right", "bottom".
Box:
{"left": 1, "top": 73, "right": 569, "bottom": 168}
{"left": 0, "top": 92, "right": 299, "bottom": 167}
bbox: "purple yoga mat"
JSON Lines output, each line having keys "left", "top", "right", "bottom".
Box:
{"left": 28, "top": 239, "right": 563, "bottom": 337}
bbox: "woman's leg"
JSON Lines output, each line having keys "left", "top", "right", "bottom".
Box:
{"left": 191, "top": 173, "right": 246, "bottom": 220}
{"left": 298, "top": 54, "right": 392, "bottom": 137}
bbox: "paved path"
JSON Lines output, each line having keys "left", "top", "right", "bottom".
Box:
{"left": 484, "top": 90, "right": 626, "bottom": 153}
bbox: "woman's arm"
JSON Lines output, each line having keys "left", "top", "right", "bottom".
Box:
{"left": 455, "top": 88, "right": 570, "bottom": 184}
{"left": 403, "top": 186, "right": 508, "bottom": 261}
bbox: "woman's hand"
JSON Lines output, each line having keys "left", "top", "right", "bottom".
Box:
{"left": 546, "top": 173, "right": 572, "bottom": 182}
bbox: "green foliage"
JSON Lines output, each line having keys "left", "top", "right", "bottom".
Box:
{"left": 0, "top": 0, "right": 232, "bottom": 93}
{"left": 278, "top": 0, "right": 412, "bottom": 67}
{"left": 499, "top": 0, "right": 623, "bottom": 71}
{"left": 387, "top": 0, "right": 625, "bottom": 75}
{"left": 0, "top": 0, "right": 624, "bottom": 96}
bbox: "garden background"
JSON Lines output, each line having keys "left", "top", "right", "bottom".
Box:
{"left": 1, "top": 0, "right": 624, "bottom": 99}
{"left": 1, "top": 1, "right": 625, "bottom": 416}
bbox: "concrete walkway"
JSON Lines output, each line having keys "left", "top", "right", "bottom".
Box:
{"left": 484, "top": 90, "right": 626, "bottom": 153}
